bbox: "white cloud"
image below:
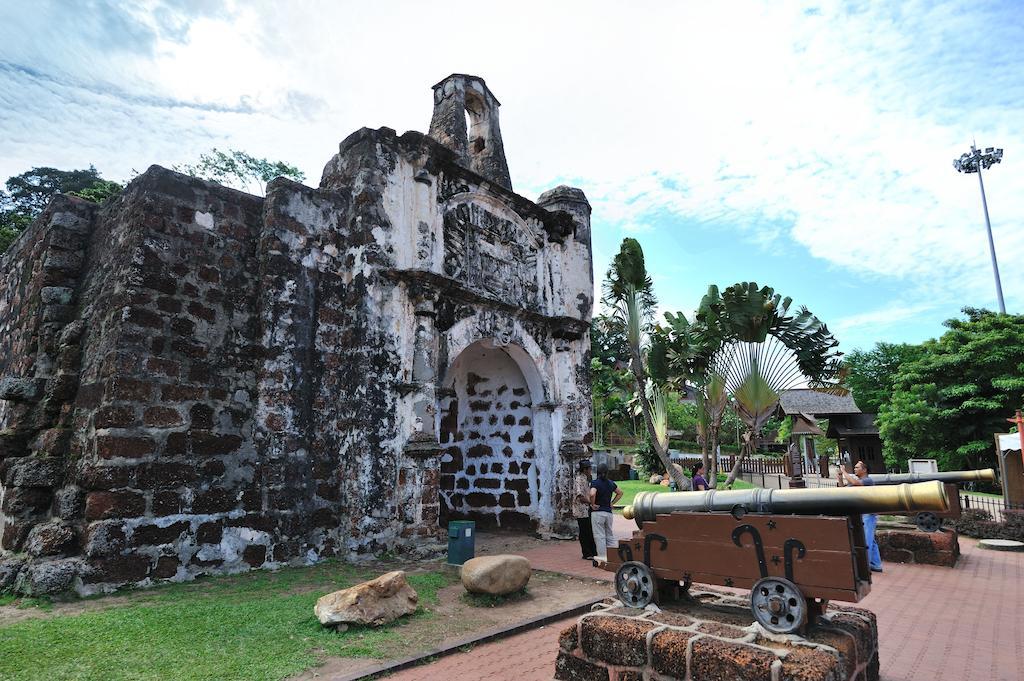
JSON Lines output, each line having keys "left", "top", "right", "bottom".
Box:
{"left": 1, "top": 0, "right": 1021, "bottom": 316}
{"left": 833, "top": 301, "right": 940, "bottom": 339}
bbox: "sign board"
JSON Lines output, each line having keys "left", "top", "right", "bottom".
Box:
{"left": 908, "top": 459, "right": 938, "bottom": 474}
{"left": 994, "top": 433, "right": 1024, "bottom": 507}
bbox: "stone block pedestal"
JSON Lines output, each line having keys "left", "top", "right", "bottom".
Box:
{"left": 877, "top": 528, "right": 959, "bottom": 567}
{"left": 555, "top": 588, "right": 879, "bottom": 681}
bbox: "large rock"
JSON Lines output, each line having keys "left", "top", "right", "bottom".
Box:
{"left": 314, "top": 570, "right": 418, "bottom": 628}
{"left": 648, "top": 474, "right": 663, "bottom": 484}
{"left": 461, "top": 554, "right": 531, "bottom": 595}
{"left": 0, "top": 556, "right": 27, "bottom": 591}
{"left": 25, "top": 521, "right": 78, "bottom": 557}
{"left": 14, "top": 558, "right": 83, "bottom": 595}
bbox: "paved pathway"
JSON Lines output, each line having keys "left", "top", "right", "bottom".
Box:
{"left": 384, "top": 529, "right": 1023, "bottom": 681}
{"left": 385, "top": 616, "right": 576, "bottom": 681}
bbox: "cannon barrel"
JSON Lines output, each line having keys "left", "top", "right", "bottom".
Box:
{"left": 868, "top": 468, "right": 996, "bottom": 485}
{"left": 623, "top": 480, "right": 949, "bottom": 525}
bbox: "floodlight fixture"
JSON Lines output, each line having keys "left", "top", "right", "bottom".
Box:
{"left": 954, "top": 143, "right": 1006, "bottom": 313}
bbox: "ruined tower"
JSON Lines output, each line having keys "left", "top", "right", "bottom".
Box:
{"left": 427, "top": 74, "right": 512, "bottom": 190}
{"left": 0, "top": 75, "right": 593, "bottom": 595}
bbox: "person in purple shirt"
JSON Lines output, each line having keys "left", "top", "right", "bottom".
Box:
{"left": 691, "top": 463, "right": 709, "bottom": 491}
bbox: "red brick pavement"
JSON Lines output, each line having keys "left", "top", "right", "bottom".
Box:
{"left": 383, "top": 526, "right": 1023, "bottom": 681}
{"left": 384, "top": 616, "right": 576, "bottom": 681}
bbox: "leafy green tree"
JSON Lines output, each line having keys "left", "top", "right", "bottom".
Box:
{"left": 591, "top": 313, "right": 631, "bottom": 369}
{"left": 0, "top": 210, "right": 31, "bottom": 253}
{"left": 175, "top": 148, "right": 305, "bottom": 195}
{"left": 665, "top": 395, "right": 698, "bottom": 436}
{"left": 878, "top": 309, "right": 1024, "bottom": 471}
{"left": 69, "top": 180, "right": 124, "bottom": 204}
{"left": 591, "top": 315, "right": 640, "bottom": 445}
{"left": 4, "top": 166, "right": 105, "bottom": 215}
{"left": 844, "top": 342, "right": 923, "bottom": 413}
{"left": 1, "top": 166, "right": 123, "bottom": 254}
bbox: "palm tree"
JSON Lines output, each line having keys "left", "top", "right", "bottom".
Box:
{"left": 604, "top": 239, "right": 688, "bottom": 489}
{"left": 655, "top": 309, "right": 723, "bottom": 486}
{"left": 702, "top": 372, "right": 729, "bottom": 488}
{"left": 695, "top": 283, "right": 842, "bottom": 487}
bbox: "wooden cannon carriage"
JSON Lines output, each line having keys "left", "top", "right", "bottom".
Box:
{"left": 597, "top": 482, "right": 949, "bottom": 634}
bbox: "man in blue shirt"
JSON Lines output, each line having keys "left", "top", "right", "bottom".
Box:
{"left": 589, "top": 463, "right": 623, "bottom": 561}
{"left": 838, "top": 460, "right": 883, "bottom": 572}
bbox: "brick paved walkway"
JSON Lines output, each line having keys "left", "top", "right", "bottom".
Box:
{"left": 382, "top": 530, "right": 1023, "bottom": 681}
{"left": 384, "top": 616, "right": 576, "bottom": 681}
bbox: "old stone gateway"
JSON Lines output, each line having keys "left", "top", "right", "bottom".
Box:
{"left": 0, "top": 74, "right": 593, "bottom": 594}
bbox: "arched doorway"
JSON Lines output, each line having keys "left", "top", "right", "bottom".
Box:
{"left": 438, "top": 340, "right": 538, "bottom": 530}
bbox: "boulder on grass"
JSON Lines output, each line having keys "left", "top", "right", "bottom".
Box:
{"left": 461, "top": 554, "right": 531, "bottom": 595}
{"left": 648, "top": 474, "right": 663, "bottom": 484}
{"left": 314, "top": 570, "right": 418, "bottom": 629}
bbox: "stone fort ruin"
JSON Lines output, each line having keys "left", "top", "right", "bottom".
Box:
{"left": 0, "top": 74, "right": 593, "bottom": 594}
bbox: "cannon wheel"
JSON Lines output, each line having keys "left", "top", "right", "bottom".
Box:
{"left": 750, "top": 576, "right": 808, "bottom": 634}
{"left": 615, "top": 561, "right": 656, "bottom": 608}
{"left": 916, "top": 512, "right": 942, "bottom": 533}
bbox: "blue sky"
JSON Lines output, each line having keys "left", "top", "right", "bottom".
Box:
{"left": 1, "top": 1, "right": 1022, "bottom": 353}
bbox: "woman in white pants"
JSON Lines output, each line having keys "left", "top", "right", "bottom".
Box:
{"left": 589, "top": 463, "right": 623, "bottom": 560}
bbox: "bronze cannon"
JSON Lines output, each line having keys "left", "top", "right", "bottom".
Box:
{"left": 864, "top": 468, "right": 996, "bottom": 532}
{"left": 598, "top": 481, "right": 949, "bottom": 634}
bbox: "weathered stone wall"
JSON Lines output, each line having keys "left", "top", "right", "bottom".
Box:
{"left": 69, "top": 170, "right": 268, "bottom": 590}
{"left": 0, "top": 75, "right": 593, "bottom": 594}
{"left": 556, "top": 592, "right": 880, "bottom": 681}
{"left": 0, "top": 195, "right": 96, "bottom": 578}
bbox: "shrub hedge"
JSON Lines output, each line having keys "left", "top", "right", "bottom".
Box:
{"left": 951, "top": 509, "right": 1024, "bottom": 542}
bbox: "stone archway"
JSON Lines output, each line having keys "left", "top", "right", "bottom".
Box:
{"left": 438, "top": 340, "right": 539, "bottom": 530}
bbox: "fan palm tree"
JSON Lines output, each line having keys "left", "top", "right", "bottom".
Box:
{"left": 604, "top": 239, "right": 688, "bottom": 489}
{"left": 696, "top": 283, "right": 842, "bottom": 486}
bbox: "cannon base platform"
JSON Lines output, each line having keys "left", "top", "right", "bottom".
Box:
{"left": 876, "top": 528, "right": 959, "bottom": 567}
{"left": 555, "top": 588, "right": 879, "bottom": 681}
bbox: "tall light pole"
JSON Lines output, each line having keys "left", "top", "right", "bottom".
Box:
{"left": 954, "top": 144, "right": 1006, "bottom": 314}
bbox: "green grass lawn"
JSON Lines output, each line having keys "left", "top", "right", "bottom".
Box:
{"left": 614, "top": 477, "right": 754, "bottom": 512}
{"left": 0, "top": 562, "right": 457, "bottom": 681}
{"left": 963, "top": 490, "right": 1004, "bottom": 499}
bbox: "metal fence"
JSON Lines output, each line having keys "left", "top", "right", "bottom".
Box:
{"left": 801, "top": 477, "right": 839, "bottom": 488}
{"left": 959, "top": 494, "right": 1024, "bottom": 522}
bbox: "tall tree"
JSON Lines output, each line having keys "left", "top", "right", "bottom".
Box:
{"left": 878, "top": 309, "right": 1024, "bottom": 471}
{"left": 603, "top": 239, "right": 688, "bottom": 489}
{"left": 1, "top": 166, "right": 123, "bottom": 254}
{"left": 844, "top": 342, "right": 923, "bottom": 413}
{"left": 3, "top": 166, "right": 105, "bottom": 215}
{"left": 694, "top": 283, "right": 843, "bottom": 486}
{"left": 175, "top": 148, "right": 305, "bottom": 195}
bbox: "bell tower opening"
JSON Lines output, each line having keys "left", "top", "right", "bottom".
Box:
{"left": 427, "top": 73, "right": 512, "bottom": 190}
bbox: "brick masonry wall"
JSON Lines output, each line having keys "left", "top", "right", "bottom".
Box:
{"left": 876, "top": 528, "right": 959, "bottom": 567}
{"left": 70, "top": 169, "right": 267, "bottom": 590}
{"left": 556, "top": 592, "right": 880, "bottom": 681}
{"left": 439, "top": 343, "right": 536, "bottom": 530}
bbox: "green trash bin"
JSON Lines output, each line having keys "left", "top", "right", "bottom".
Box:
{"left": 447, "top": 520, "right": 475, "bottom": 565}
